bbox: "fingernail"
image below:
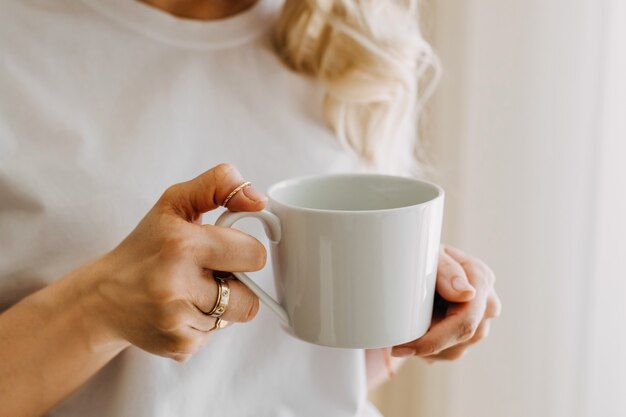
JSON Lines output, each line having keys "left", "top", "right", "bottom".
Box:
{"left": 391, "top": 347, "right": 415, "bottom": 357}
{"left": 242, "top": 184, "right": 266, "bottom": 202}
{"left": 452, "top": 276, "right": 475, "bottom": 293}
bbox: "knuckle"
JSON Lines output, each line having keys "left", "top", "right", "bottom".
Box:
{"left": 155, "top": 310, "right": 185, "bottom": 332}
{"left": 167, "top": 335, "right": 200, "bottom": 356}
{"left": 159, "top": 235, "right": 194, "bottom": 262}
{"left": 480, "top": 263, "right": 496, "bottom": 286}
{"left": 464, "top": 263, "right": 482, "bottom": 279}
{"left": 213, "top": 163, "right": 238, "bottom": 182}
{"left": 415, "top": 341, "right": 440, "bottom": 356}
{"left": 146, "top": 269, "right": 183, "bottom": 302}
{"left": 457, "top": 319, "right": 478, "bottom": 342}
{"left": 147, "top": 279, "right": 178, "bottom": 303}
{"left": 162, "top": 184, "right": 179, "bottom": 198}
{"left": 465, "top": 261, "right": 493, "bottom": 288}
{"left": 160, "top": 183, "right": 185, "bottom": 206}
{"left": 210, "top": 229, "right": 233, "bottom": 250}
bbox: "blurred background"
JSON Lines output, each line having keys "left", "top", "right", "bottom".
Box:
{"left": 370, "top": 0, "right": 626, "bottom": 416}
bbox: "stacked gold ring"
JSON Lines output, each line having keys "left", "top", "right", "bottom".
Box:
{"left": 206, "top": 278, "right": 230, "bottom": 318}
{"left": 210, "top": 317, "right": 229, "bottom": 332}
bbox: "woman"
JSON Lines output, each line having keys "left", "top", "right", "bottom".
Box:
{"left": 0, "top": 0, "right": 501, "bottom": 416}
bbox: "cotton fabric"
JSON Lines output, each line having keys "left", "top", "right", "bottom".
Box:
{"left": 0, "top": 0, "right": 382, "bottom": 415}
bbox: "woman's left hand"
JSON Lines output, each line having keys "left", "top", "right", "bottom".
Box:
{"left": 391, "top": 244, "right": 501, "bottom": 361}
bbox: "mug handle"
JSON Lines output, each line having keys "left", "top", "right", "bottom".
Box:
{"left": 215, "top": 210, "right": 289, "bottom": 326}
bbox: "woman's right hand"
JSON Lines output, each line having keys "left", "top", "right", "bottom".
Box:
{"left": 84, "top": 163, "right": 268, "bottom": 362}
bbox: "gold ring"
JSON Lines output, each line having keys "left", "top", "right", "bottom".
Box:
{"left": 221, "top": 181, "right": 251, "bottom": 207}
{"left": 210, "top": 317, "right": 229, "bottom": 332}
{"left": 206, "top": 278, "right": 230, "bottom": 318}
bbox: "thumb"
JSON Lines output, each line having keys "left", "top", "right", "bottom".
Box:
{"left": 436, "top": 249, "right": 476, "bottom": 303}
{"left": 160, "top": 163, "right": 267, "bottom": 220}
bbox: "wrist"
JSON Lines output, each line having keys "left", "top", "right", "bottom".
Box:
{"left": 60, "top": 255, "right": 131, "bottom": 354}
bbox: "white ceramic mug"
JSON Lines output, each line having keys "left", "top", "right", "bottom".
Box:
{"left": 215, "top": 174, "right": 444, "bottom": 348}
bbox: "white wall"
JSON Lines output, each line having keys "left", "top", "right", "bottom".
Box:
{"left": 371, "top": 0, "right": 626, "bottom": 416}
{"left": 581, "top": 1, "right": 626, "bottom": 415}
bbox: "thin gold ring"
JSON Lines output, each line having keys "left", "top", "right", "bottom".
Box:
{"left": 221, "top": 181, "right": 251, "bottom": 207}
{"left": 210, "top": 317, "right": 229, "bottom": 332}
{"left": 206, "top": 279, "right": 230, "bottom": 318}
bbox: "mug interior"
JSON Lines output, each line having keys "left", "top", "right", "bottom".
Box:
{"left": 268, "top": 174, "right": 442, "bottom": 212}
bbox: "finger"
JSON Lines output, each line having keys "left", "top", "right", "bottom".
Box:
{"left": 192, "top": 224, "right": 267, "bottom": 272}
{"left": 169, "top": 353, "right": 193, "bottom": 363}
{"left": 441, "top": 244, "right": 471, "bottom": 262}
{"left": 223, "top": 182, "right": 268, "bottom": 213}
{"left": 189, "top": 318, "right": 231, "bottom": 334}
{"left": 444, "top": 245, "right": 500, "bottom": 317}
{"left": 485, "top": 293, "right": 502, "bottom": 318}
{"left": 188, "top": 315, "right": 231, "bottom": 333}
{"left": 392, "top": 294, "right": 487, "bottom": 357}
{"left": 472, "top": 319, "right": 491, "bottom": 341}
{"left": 422, "top": 320, "right": 491, "bottom": 361}
{"left": 159, "top": 163, "right": 267, "bottom": 221}
{"left": 436, "top": 249, "right": 476, "bottom": 302}
{"left": 188, "top": 319, "right": 217, "bottom": 333}
{"left": 185, "top": 302, "right": 219, "bottom": 332}
{"left": 444, "top": 245, "right": 495, "bottom": 291}
{"left": 187, "top": 274, "right": 260, "bottom": 324}
{"left": 163, "top": 327, "right": 205, "bottom": 360}
{"left": 424, "top": 344, "right": 468, "bottom": 361}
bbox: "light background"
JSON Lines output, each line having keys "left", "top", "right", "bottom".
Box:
{"left": 370, "top": 0, "right": 626, "bottom": 416}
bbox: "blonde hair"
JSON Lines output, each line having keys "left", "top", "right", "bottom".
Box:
{"left": 274, "top": 0, "right": 440, "bottom": 175}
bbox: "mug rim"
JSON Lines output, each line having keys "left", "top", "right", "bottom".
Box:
{"left": 267, "top": 173, "right": 444, "bottom": 215}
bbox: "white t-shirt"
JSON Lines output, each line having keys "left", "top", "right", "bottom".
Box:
{"left": 0, "top": 0, "right": 385, "bottom": 416}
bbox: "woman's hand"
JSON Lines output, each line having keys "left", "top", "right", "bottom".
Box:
{"left": 391, "top": 244, "right": 501, "bottom": 361}
{"left": 85, "top": 163, "right": 267, "bottom": 362}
